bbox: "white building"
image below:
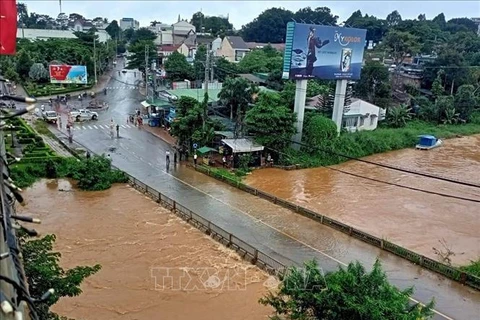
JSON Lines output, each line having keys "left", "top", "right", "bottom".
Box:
{"left": 120, "top": 18, "right": 139, "bottom": 30}
{"left": 211, "top": 37, "right": 222, "bottom": 55}
{"left": 16, "top": 28, "right": 110, "bottom": 43}
{"left": 342, "top": 99, "right": 386, "bottom": 132}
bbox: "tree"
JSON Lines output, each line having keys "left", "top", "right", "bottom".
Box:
{"left": 16, "top": 49, "right": 33, "bottom": 79}
{"left": 28, "top": 63, "right": 49, "bottom": 82}
{"left": 355, "top": 61, "right": 391, "bottom": 108}
{"left": 21, "top": 234, "right": 101, "bottom": 319}
{"left": 303, "top": 115, "right": 338, "bottom": 147}
{"left": 126, "top": 40, "right": 156, "bottom": 73}
{"left": 241, "top": 8, "right": 294, "bottom": 43}
{"left": 386, "top": 10, "right": 402, "bottom": 27}
{"left": 386, "top": 105, "right": 413, "bottom": 128}
{"left": 237, "top": 47, "right": 283, "bottom": 74}
{"left": 105, "top": 20, "right": 121, "bottom": 39}
{"left": 69, "top": 13, "right": 84, "bottom": 21}
{"left": 164, "top": 51, "right": 194, "bottom": 81}
{"left": 245, "top": 92, "right": 296, "bottom": 150}
{"left": 123, "top": 28, "right": 135, "bottom": 42}
{"left": 193, "top": 44, "right": 207, "bottom": 80}
{"left": 219, "top": 77, "right": 258, "bottom": 121}
{"left": 212, "top": 57, "right": 238, "bottom": 82}
{"left": 260, "top": 259, "right": 434, "bottom": 320}
{"left": 454, "top": 85, "right": 477, "bottom": 121}
{"left": 131, "top": 27, "right": 157, "bottom": 45}
{"left": 382, "top": 30, "right": 421, "bottom": 66}
{"left": 431, "top": 70, "right": 445, "bottom": 98}
{"left": 16, "top": 2, "right": 28, "bottom": 26}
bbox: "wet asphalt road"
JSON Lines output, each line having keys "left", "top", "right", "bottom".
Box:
{"left": 50, "top": 69, "right": 480, "bottom": 320}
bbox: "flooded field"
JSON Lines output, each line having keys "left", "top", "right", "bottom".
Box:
{"left": 246, "top": 135, "right": 480, "bottom": 265}
{"left": 19, "top": 180, "right": 271, "bottom": 320}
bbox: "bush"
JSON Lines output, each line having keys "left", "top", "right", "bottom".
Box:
{"left": 303, "top": 115, "right": 337, "bottom": 148}
{"left": 10, "top": 156, "right": 128, "bottom": 190}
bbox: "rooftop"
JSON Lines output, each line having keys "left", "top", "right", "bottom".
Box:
{"left": 226, "top": 36, "right": 249, "bottom": 50}
{"left": 166, "top": 88, "right": 222, "bottom": 103}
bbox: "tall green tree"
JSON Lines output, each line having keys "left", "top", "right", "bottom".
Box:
{"left": 193, "top": 44, "right": 207, "bottom": 80}
{"left": 212, "top": 57, "right": 238, "bottom": 82}
{"left": 16, "top": 49, "right": 33, "bottom": 79}
{"left": 105, "top": 20, "right": 121, "bottom": 39}
{"left": 164, "top": 51, "right": 194, "bottom": 81}
{"left": 131, "top": 27, "right": 157, "bottom": 45}
{"left": 245, "top": 92, "right": 296, "bottom": 150}
{"left": 126, "top": 40, "right": 156, "bottom": 73}
{"left": 455, "top": 84, "right": 477, "bottom": 121}
{"left": 219, "top": 77, "right": 258, "bottom": 121}
{"left": 355, "top": 61, "right": 391, "bottom": 108}
{"left": 382, "top": 30, "right": 421, "bottom": 66}
{"left": 260, "top": 259, "right": 434, "bottom": 320}
{"left": 237, "top": 47, "right": 283, "bottom": 74}
{"left": 21, "top": 234, "right": 101, "bottom": 320}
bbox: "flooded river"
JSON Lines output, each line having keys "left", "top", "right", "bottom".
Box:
{"left": 246, "top": 135, "right": 480, "bottom": 266}
{"left": 19, "top": 180, "right": 271, "bottom": 320}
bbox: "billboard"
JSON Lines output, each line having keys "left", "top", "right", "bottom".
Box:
{"left": 49, "top": 65, "right": 88, "bottom": 84}
{"left": 282, "top": 22, "right": 367, "bottom": 80}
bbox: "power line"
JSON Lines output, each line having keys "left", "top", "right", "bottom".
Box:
{"left": 265, "top": 146, "right": 480, "bottom": 204}
{"left": 292, "top": 140, "right": 480, "bottom": 189}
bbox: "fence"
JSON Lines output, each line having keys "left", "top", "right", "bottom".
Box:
{"left": 194, "top": 165, "right": 480, "bottom": 292}
{"left": 126, "top": 175, "right": 288, "bottom": 277}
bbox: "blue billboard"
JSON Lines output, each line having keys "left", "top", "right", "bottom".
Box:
{"left": 282, "top": 23, "right": 367, "bottom": 80}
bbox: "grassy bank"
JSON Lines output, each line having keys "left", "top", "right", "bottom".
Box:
{"left": 284, "top": 121, "right": 480, "bottom": 167}
{"left": 460, "top": 259, "right": 480, "bottom": 278}
{"left": 23, "top": 81, "right": 93, "bottom": 97}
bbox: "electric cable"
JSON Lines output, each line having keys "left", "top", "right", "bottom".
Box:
{"left": 291, "top": 140, "right": 480, "bottom": 189}
{"left": 265, "top": 146, "right": 480, "bottom": 204}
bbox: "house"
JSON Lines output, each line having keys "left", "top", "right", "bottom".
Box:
{"left": 158, "top": 44, "right": 180, "bottom": 64}
{"left": 120, "top": 18, "right": 139, "bottom": 30}
{"left": 68, "top": 19, "right": 94, "bottom": 32}
{"left": 172, "top": 20, "right": 196, "bottom": 36}
{"left": 177, "top": 42, "right": 196, "bottom": 60}
{"left": 245, "top": 42, "right": 285, "bottom": 51}
{"left": 211, "top": 37, "right": 222, "bottom": 55}
{"left": 217, "top": 36, "right": 249, "bottom": 63}
{"left": 342, "top": 99, "right": 385, "bottom": 132}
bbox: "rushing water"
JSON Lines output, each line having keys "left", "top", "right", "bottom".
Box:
{"left": 246, "top": 135, "right": 480, "bottom": 265}
{"left": 19, "top": 180, "right": 272, "bottom": 320}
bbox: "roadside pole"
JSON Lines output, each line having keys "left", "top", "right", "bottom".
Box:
{"left": 291, "top": 80, "right": 307, "bottom": 150}
{"left": 93, "top": 37, "right": 98, "bottom": 84}
{"left": 145, "top": 45, "right": 149, "bottom": 100}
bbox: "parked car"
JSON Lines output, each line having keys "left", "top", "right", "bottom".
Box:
{"left": 69, "top": 109, "right": 98, "bottom": 122}
{"left": 42, "top": 110, "right": 58, "bottom": 123}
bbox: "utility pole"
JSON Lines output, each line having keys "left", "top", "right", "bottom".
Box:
{"left": 203, "top": 44, "right": 210, "bottom": 130}
{"left": 145, "top": 45, "right": 149, "bottom": 100}
{"left": 210, "top": 52, "right": 214, "bottom": 83}
{"left": 93, "top": 37, "right": 98, "bottom": 84}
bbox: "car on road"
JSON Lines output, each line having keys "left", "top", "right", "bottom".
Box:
{"left": 122, "top": 69, "right": 127, "bottom": 74}
{"left": 70, "top": 109, "right": 98, "bottom": 122}
{"left": 42, "top": 110, "right": 58, "bottom": 123}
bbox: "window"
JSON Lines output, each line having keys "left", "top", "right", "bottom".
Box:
{"left": 359, "top": 117, "right": 364, "bottom": 127}
{"left": 370, "top": 116, "right": 375, "bottom": 126}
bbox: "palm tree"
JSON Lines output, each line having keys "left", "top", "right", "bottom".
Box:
{"left": 16, "top": 2, "right": 28, "bottom": 26}
{"left": 218, "top": 77, "right": 259, "bottom": 137}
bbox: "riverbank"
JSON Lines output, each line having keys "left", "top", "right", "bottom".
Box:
{"left": 285, "top": 120, "right": 480, "bottom": 168}
{"left": 246, "top": 134, "right": 480, "bottom": 267}
{"left": 19, "top": 179, "right": 271, "bottom": 320}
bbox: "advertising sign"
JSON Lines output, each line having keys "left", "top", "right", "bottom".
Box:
{"left": 49, "top": 65, "right": 88, "bottom": 84}
{"left": 283, "top": 23, "right": 367, "bottom": 80}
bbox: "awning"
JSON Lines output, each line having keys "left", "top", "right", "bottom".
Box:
{"left": 197, "top": 146, "right": 217, "bottom": 155}
{"left": 214, "top": 131, "right": 234, "bottom": 139}
{"left": 221, "top": 138, "right": 264, "bottom": 153}
{"left": 141, "top": 101, "right": 150, "bottom": 108}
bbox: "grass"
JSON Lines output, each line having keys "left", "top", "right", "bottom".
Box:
{"left": 200, "top": 166, "right": 244, "bottom": 183}
{"left": 33, "top": 119, "right": 55, "bottom": 137}
{"left": 285, "top": 121, "right": 480, "bottom": 168}
{"left": 460, "top": 259, "right": 480, "bottom": 278}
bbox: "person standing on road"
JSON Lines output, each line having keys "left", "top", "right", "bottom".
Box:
{"left": 166, "top": 150, "right": 170, "bottom": 163}
{"left": 193, "top": 153, "right": 198, "bottom": 166}
{"left": 173, "top": 151, "right": 177, "bottom": 164}
{"left": 222, "top": 156, "right": 227, "bottom": 168}
{"left": 116, "top": 124, "right": 119, "bottom": 138}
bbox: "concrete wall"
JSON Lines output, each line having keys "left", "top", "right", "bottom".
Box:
{"left": 17, "top": 28, "right": 110, "bottom": 43}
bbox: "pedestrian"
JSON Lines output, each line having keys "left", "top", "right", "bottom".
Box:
{"left": 86, "top": 151, "right": 91, "bottom": 159}
{"left": 166, "top": 150, "right": 170, "bottom": 163}
{"left": 193, "top": 153, "right": 198, "bottom": 166}
{"left": 106, "top": 154, "right": 112, "bottom": 162}
{"left": 57, "top": 116, "right": 62, "bottom": 130}
{"left": 222, "top": 156, "right": 227, "bottom": 168}
{"left": 116, "top": 124, "right": 119, "bottom": 138}
{"left": 174, "top": 151, "right": 177, "bottom": 164}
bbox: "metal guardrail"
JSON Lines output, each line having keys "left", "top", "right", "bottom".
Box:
{"left": 193, "top": 165, "right": 480, "bottom": 291}
{"left": 126, "top": 175, "right": 287, "bottom": 276}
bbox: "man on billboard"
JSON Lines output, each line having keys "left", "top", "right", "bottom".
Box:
{"left": 306, "top": 26, "right": 330, "bottom": 76}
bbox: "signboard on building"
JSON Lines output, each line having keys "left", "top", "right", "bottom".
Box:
{"left": 49, "top": 64, "right": 88, "bottom": 84}
{"left": 282, "top": 22, "right": 367, "bottom": 80}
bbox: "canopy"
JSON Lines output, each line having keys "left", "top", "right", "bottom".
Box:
{"left": 141, "top": 101, "right": 150, "bottom": 108}
{"left": 197, "top": 146, "right": 217, "bottom": 155}
{"left": 221, "top": 138, "right": 264, "bottom": 153}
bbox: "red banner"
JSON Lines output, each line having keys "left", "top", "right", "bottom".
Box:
{"left": 0, "top": 0, "right": 17, "bottom": 55}
{"left": 49, "top": 65, "right": 73, "bottom": 81}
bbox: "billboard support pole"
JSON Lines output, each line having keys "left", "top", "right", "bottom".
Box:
{"left": 291, "top": 79, "right": 308, "bottom": 150}
{"left": 93, "top": 38, "right": 98, "bottom": 84}
{"left": 332, "top": 79, "right": 348, "bottom": 136}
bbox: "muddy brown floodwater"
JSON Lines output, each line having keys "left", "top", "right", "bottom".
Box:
{"left": 19, "top": 180, "right": 272, "bottom": 320}
{"left": 246, "top": 135, "right": 480, "bottom": 266}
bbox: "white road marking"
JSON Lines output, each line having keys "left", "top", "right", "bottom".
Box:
{"left": 81, "top": 126, "right": 86, "bottom": 130}
{"left": 93, "top": 125, "right": 98, "bottom": 129}
{"left": 98, "top": 125, "right": 104, "bottom": 129}
{"left": 87, "top": 125, "right": 93, "bottom": 129}
{"left": 126, "top": 124, "right": 132, "bottom": 128}
{"left": 121, "top": 125, "right": 126, "bottom": 128}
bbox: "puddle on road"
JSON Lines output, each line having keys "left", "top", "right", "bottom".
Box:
{"left": 19, "top": 180, "right": 272, "bottom": 320}
{"left": 246, "top": 135, "right": 480, "bottom": 265}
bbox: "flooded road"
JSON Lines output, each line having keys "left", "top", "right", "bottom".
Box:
{"left": 246, "top": 135, "right": 480, "bottom": 266}
{"left": 19, "top": 180, "right": 271, "bottom": 320}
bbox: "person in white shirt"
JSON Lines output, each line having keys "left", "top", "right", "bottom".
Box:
{"left": 166, "top": 150, "right": 170, "bottom": 163}
{"left": 193, "top": 153, "right": 198, "bottom": 166}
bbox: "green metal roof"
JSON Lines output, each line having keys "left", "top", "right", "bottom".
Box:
{"left": 166, "top": 88, "right": 222, "bottom": 102}
{"left": 197, "top": 146, "right": 217, "bottom": 154}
